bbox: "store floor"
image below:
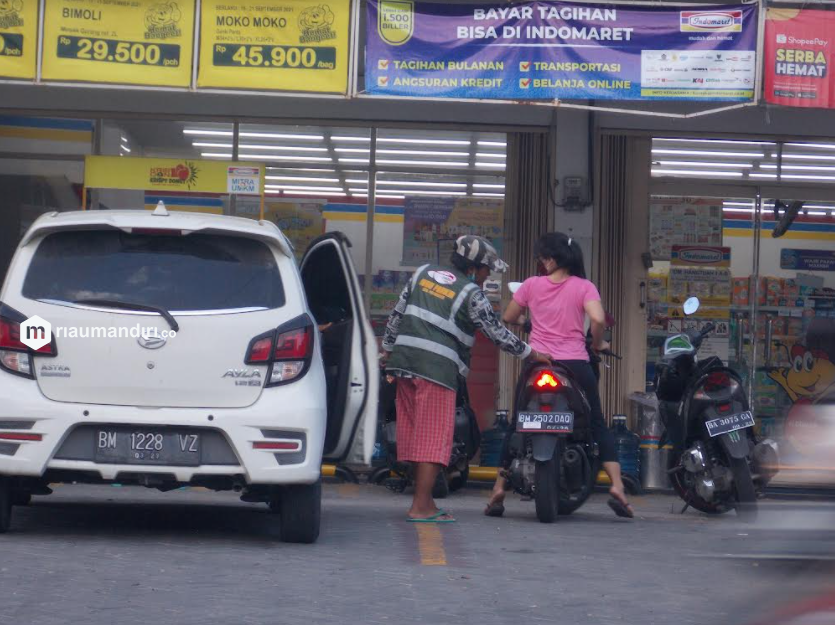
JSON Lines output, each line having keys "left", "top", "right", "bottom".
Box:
{"left": 0, "top": 483, "right": 832, "bottom": 625}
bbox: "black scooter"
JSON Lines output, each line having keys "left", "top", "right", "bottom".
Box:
{"left": 655, "top": 297, "right": 779, "bottom": 520}
{"left": 370, "top": 373, "right": 480, "bottom": 498}
{"left": 500, "top": 282, "right": 618, "bottom": 523}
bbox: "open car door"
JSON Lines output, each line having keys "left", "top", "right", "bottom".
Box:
{"left": 300, "top": 232, "right": 379, "bottom": 465}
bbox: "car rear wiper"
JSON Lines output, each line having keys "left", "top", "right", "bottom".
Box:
{"left": 73, "top": 299, "right": 180, "bottom": 332}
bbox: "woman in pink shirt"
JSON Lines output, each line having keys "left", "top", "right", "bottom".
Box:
{"left": 485, "top": 232, "right": 634, "bottom": 519}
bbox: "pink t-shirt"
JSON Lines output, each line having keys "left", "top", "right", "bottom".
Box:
{"left": 513, "top": 275, "right": 601, "bottom": 361}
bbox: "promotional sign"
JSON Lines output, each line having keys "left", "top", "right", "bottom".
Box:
{"left": 402, "top": 197, "right": 503, "bottom": 266}
{"left": 41, "top": 0, "right": 195, "bottom": 87}
{"left": 781, "top": 249, "right": 835, "bottom": 272}
{"left": 765, "top": 9, "right": 834, "bottom": 109}
{"left": 366, "top": 1, "right": 757, "bottom": 101}
{"left": 84, "top": 156, "right": 264, "bottom": 195}
{"left": 650, "top": 198, "right": 723, "bottom": 260}
{"left": 0, "top": 0, "right": 38, "bottom": 79}
{"left": 198, "top": 0, "right": 350, "bottom": 93}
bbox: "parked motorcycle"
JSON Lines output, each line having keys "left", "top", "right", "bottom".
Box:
{"left": 369, "top": 372, "right": 480, "bottom": 498}
{"left": 500, "top": 282, "right": 619, "bottom": 523}
{"left": 655, "top": 297, "right": 779, "bottom": 520}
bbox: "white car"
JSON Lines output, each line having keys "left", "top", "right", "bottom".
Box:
{"left": 0, "top": 204, "right": 378, "bottom": 543}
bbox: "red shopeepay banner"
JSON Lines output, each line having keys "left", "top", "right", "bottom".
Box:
{"left": 765, "top": 8, "right": 834, "bottom": 108}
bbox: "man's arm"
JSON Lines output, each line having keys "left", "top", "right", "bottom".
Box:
{"left": 382, "top": 282, "right": 411, "bottom": 353}
{"left": 469, "top": 290, "right": 541, "bottom": 360}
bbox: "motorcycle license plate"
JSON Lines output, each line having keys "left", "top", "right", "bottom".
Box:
{"left": 705, "top": 411, "right": 755, "bottom": 438}
{"left": 516, "top": 412, "right": 574, "bottom": 433}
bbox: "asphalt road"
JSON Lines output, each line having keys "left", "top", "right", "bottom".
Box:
{"left": 0, "top": 483, "right": 831, "bottom": 625}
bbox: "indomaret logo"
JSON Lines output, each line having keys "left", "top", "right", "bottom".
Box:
{"left": 680, "top": 10, "right": 743, "bottom": 33}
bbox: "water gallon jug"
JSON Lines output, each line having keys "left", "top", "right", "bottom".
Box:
{"left": 612, "top": 414, "right": 640, "bottom": 482}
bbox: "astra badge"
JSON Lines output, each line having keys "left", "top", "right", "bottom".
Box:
{"left": 138, "top": 334, "right": 167, "bottom": 350}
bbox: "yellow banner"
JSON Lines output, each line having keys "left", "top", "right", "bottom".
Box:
{"left": 0, "top": 0, "right": 38, "bottom": 79}
{"left": 198, "top": 0, "right": 350, "bottom": 93}
{"left": 84, "top": 156, "right": 264, "bottom": 195}
{"left": 42, "top": 0, "right": 195, "bottom": 87}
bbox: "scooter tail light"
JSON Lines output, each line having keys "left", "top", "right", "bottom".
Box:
{"left": 533, "top": 370, "right": 561, "bottom": 390}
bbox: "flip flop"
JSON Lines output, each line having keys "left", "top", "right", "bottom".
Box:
{"left": 484, "top": 502, "right": 505, "bottom": 517}
{"left": 407, "top": 510, "right": 456, "bottom": 523}
{"left": 607, "top": 498, "right": 635, "bottom": 519}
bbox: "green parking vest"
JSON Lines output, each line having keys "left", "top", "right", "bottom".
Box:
{"left": 387, "top": 265, "right": 479, "bottom": 391}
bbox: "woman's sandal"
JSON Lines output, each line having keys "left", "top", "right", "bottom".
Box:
{"left": 607, "top": 498, "right": 635, "bottom": 519}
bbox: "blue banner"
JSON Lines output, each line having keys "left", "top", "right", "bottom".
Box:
{"left": 781, "top": 249, "right": 835, "bottom": 272}
{"left": 366, "top": 1, "right": 758, "bottom": 101}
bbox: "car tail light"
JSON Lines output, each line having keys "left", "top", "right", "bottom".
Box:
{"left": 0, "top": 304, "right": 56, "bottom": 379}
{"left": 253, "top": 441, "right": 301, "bottom": 451}
{"left": 245, "top": 315, "right": 314, "bottom": 387}
{"left": 0, "top": 432, "right": 42, "bottom": 442}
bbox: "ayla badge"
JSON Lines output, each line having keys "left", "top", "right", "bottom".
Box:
{"left": 378, "top": 0, "right": 413, "bottom": 46}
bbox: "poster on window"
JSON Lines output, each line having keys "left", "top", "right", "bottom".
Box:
{"left": 650, "top": 198, "right": 723, "bottom": 260}
{"left": 765, "top": 9, "right": 834, "bottom": 109}
{"left": 401, "top": 197, "right": 504, "bottom": 266}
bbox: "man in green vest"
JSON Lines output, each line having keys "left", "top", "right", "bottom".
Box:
{"left": 382, "top": 235, "right": 550, "bottom": 523}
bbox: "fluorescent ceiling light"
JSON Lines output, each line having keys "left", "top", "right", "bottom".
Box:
{"left": 475, "top": 162, "right": 506, "bottom": 169}
{"left": 723, "top": 201, "right": 756, "bottom": 207}
{"left": 265, "top": 176, "right": 341, "bottom": 183}
{"left": 120, "top": 135, "right": 128, "bottom": 142}
{"left": 352, "top": 187, "right": 465, "bottom": 196}
{"left": 350, "top": 193, "right": 406, "bottom": 199}
{"left": 238, "top": 153, "right": 332, "bottom": 162}
{"left": 655, "top": 160, "right": 752, "bottom": 168}
{"left": 194, "top": 142, "right": 328, "bottom": 153}
{"left": 807, "top": 211, "right": 829, "bottom": 216}
{"left": 653, "top": 138, "right": 775, "bottom": 146}
{"left": 280, "top": 191, "right": 346, "bottom": 197}
{"left": 266, "top": 167, "right": 336, "bottom": 173}
{"left": 184, "top": 129, "right": 233, "bottom": 137}
{"left": 748, "top": 173, "right": 778, "bottom": 178}
{"left": 473, "top": 183, "right": 505, "bottom": 189}
{"left": 377, "top": 159, "right": 470, "bottom": 168}
{"left": 335, "top": 148, "right": 371, "bottom": 154}
{"left": 378, "top": 138, "right": 471, "bottom": 146}
{"left": 723, "top": 207, "right": 755, "bottom": 213}
{"left": 474, "top": 192, "right": 505, "bottom": 197}
{"left": 375, "top": 180, "right": 467, "bottom": 188}
{"left": 652, "top": 149, "right": 763, "bottom": 158}
{"left": 201, "top": 152, "right": 233, "bottom": 158}
{"left": 785, "top": 143, "right": 835, "bottom": 150}
{"left": 475, "top": 153, "right": 507, "bottom": 160}
{"left": 782, "top": 153, "right": 835, "bottom": 161}
{"left": 331, "top": 136, "right": 371, "bottom": 142}
{"left": 651, "top": 169, "right": 743, "bottom": 177}
{"left": 377, "top": 149, "right": 470, "bottom": 157}
{"left": 266, "top": 185, "right": 345, "bottom": 192}
{"left": 760, "top": 164, "right": 835, "bottom": 171}
{"left": 782, "top": 174, "right": 835, "bottom": 181}
{"left": 339, "top": 158, "right": 371, "bottom": 164}
{"left": 477, "top": 140, "right": 507, "bottom": 147}
{"left": 120, "top": 145, "right": 131, "bottom": 153}
{"left": 239, "top": 131, "right": 323, "bottom": 141}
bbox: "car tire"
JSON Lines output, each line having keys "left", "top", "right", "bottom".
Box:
{"left": 0, "top": 478, "right": 12, "bottom": 533}
{"left": 277, "top": 480, "right": 322, "bottom": 544}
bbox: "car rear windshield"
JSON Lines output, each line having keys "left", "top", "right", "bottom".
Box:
{"left": 22, "top": 229, "right": 285, "bottom": 311}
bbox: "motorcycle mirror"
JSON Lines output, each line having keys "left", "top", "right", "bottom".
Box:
{"left": 508, "top": 282, "right": 523, "bottom": 294}
{"left": 683, "top": 297, "right": 701, "bottom": 316}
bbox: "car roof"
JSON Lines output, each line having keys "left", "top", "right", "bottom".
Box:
{"left": 19, "top": 208, "right": 295, "bottom": 258}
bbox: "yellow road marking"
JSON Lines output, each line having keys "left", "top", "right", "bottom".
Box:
{"left": 416, "top": 524, "right": 447, "bottom": 566}
{"left": 337, "top": 483, "right": 361, "bottom": 497}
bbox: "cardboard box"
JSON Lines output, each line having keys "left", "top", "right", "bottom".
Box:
{"left": 767, "top": 277, "right": 784, "bottom": 306}
{"left": 732, "top": 277, "right": 750, "bottom": 306}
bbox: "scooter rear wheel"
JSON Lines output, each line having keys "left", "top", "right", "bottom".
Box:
{"left": 534, "top": 455, "right": 561, "bottom": 523}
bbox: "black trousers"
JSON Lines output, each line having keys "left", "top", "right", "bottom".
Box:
{"left": 501, "top": 360, "right": 618, "bottom": 466}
